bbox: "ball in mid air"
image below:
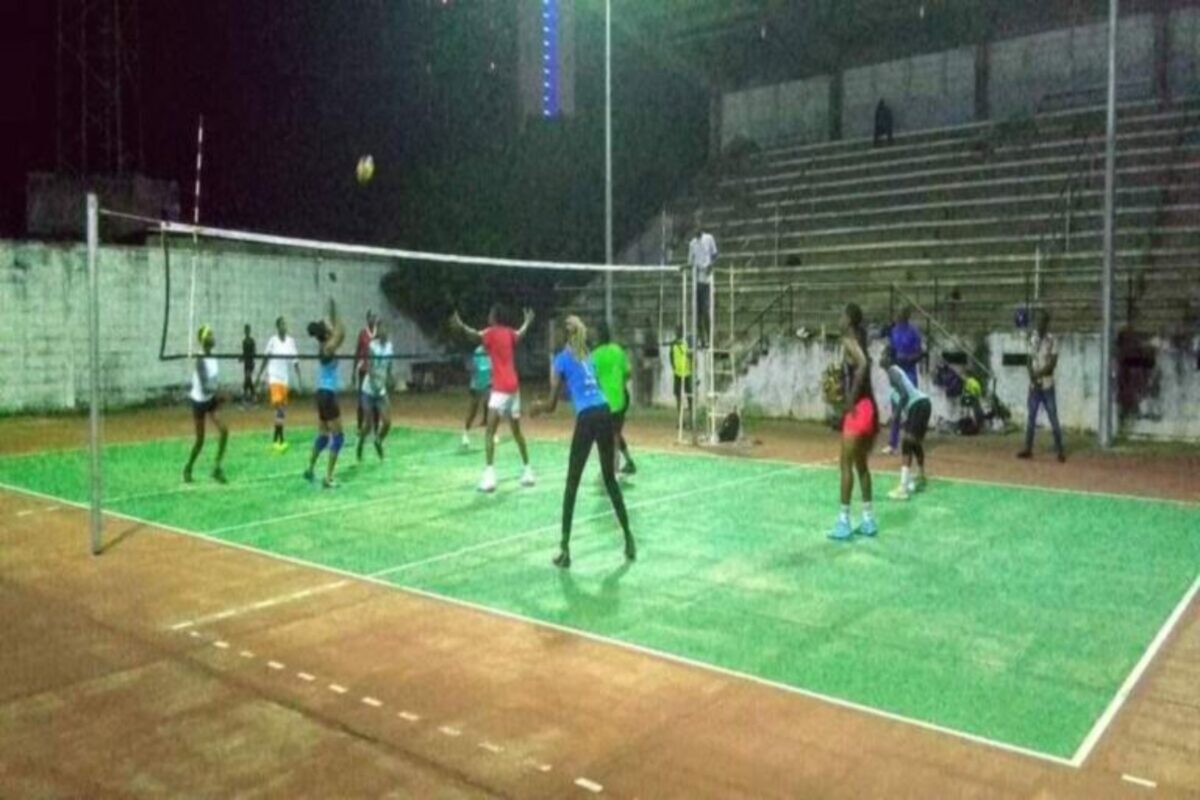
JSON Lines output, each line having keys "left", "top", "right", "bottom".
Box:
{"left": 356, "top": 155, "right": 375, "bottom": 185}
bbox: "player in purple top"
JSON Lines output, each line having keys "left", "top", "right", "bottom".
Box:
{"left": 885, "top": 306, "right": 924, "bottom": 454}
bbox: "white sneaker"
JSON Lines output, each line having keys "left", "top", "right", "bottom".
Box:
{"left": 460, "top": 433, "right": 470, "bottom": 450}
{"left": 478, "top": 466, "right": 497, "bottom": 493}
{"left": 888, "top": 485, "right": 910, "bottom": 501}
{"left": 880, "top": 446, "right": 896, "bottom": 455}
{"left": 519, "top": 465, "right": 536, "bottom": 487}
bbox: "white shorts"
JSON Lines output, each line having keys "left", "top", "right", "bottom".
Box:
{"left": 488, "top": 391, "right": 521, "bottom": 418}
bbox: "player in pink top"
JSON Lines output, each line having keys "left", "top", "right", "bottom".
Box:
{"left": 451, "top": 304, "right": 535, "bottom": 492}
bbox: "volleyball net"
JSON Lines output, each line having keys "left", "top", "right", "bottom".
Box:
{"left": 82, "top": 197, "right": 684, "bottom": 552}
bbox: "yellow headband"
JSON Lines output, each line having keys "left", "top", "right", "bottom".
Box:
{"left": 198, "top": 325, "right": 213, "bottom": 344}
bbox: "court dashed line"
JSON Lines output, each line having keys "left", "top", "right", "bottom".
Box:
{"left": 1121, "top": 774, "right": 1157, "bottom": 789}
{"left": 16, "top": 510, "right": 33, "bottom": 517}
{"left": 178, "top": 629, "right": 571, "bottom": 791}
{"left": 575, "top": 777, "right": 604, "bottom": 793}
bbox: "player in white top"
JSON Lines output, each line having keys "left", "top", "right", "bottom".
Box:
{"left": 255, "top": 316, "right": 303, "bottom": 453}
{"left": 357, "top": 320, "right": 394, "bottom": 462}
{"left": 184, "top": 325, "right": 228, "bottom": 484}
{"left": 687, "top": 218, "right": 718, "bottom": 346}
{"left": 1017, "top": 310, "right": 1065, "bottom": 462}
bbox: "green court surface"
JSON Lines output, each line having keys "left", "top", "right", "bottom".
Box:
{"left": 1, "top": 425, "right": 1197, "bottom": 761}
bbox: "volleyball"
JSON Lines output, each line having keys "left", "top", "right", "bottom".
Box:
{"left": 356, "top": 155, "right": 375, "bottom": 185}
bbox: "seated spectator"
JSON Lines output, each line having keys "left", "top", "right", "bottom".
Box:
{"left": 874, "top": 99, "right": 894, "bottom": 147}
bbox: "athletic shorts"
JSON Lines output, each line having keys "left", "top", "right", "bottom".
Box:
{"left": 191, "top": 398, "right": 218, "bottom": 419}
{"left": 316, "top": 389, "right": 341, "bottom": 423}
{"left": 360, "top": 392, "right": 389, "bottom": 415}
{"left": 488, "top": 390, "right": 521, "bottom": 418}
{"left": 269, "top": 383, "right": 289, "bottom": 407}
{"left": 673, "top": 375, "right": 693, "bottom": 399}
{"left": 904, "top": 398, "right": 932, "bottom": 440}
{"left": 842, "top": 396, "right": 879, "bottom": 439}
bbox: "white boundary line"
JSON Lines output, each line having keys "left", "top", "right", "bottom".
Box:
{"left": 1121, "top": 774, "right": 1158, "bottom": 789}
{"left": 1, "top": 445, "right": 1196, "bottom": 767}
{"left": 1069, "top": 574, "right": 1200, "bottom": 767}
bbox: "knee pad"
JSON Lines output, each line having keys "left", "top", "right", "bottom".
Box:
{"left": 314, "top": 434, "right": 330, "bottom": 453}
{"left": 331, "top": 432, "right": 345, "bottom": 454}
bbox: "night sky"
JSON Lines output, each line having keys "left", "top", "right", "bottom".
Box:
{"left": 0, "top": 2, "right": 539, "bottom": 242}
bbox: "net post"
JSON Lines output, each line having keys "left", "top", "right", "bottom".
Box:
{"left": 86, "top": 193, "right": 103, "bottom": 556}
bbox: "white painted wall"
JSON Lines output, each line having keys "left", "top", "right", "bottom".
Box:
{"left": 0, "top": 239, "right": 439, "bottom": 412}
{"left": 651, "top": 333, "right": 1200, "bottom": 442}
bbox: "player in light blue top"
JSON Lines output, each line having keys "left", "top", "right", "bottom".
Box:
{"left": 882, "top": 348, "right": 932, "bottom": 500}
{"left": 532, "top": 315, "right": 635, "bottom": 569}
{"left": 304, "top": 299, "right": 347, "bottom": 488}
{"left": 461, "top": 344, "right": 492, "bottom": 449}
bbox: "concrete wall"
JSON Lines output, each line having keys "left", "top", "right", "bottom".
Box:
{"left": 652, "top": 333, "right": 1200, "bottom": 442}
{"left": 717, "top": 10, "right": 1200, "bottom": 148}
{"left": 0, "top": 239, "right": 439, "bottom": 412}
{"left": 721, "top": 75, "right": 830, "bottom": 149}
{"left": 842, "top": 48, "right": 976, "bottom": 140}
{"left": 989, "top": 14, "right": 1155, "bottom": 119}
{"left": 1169, "top": 6, "right": 1200, "bottom": 99}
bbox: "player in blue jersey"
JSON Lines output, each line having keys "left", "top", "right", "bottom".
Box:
{"left": 532, "top": 315, "right": 635, "bottom": 569}
{"left": 304, "top": 299, "right": 347, "bottom": 488}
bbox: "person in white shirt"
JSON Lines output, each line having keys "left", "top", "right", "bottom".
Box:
{"left": 687, "top": 220, "right": 718, "bottom": 346}
{"left": 1018, "top": 310, "right": 1065, "bottom": 462}
{"left": 256, "top": 316, "right": 303, "bottom": 453}
{"left": 357, "top": 320, "right": 394, "bottom": 461}
{"left": 184, "top": 325, "right": 228, "bottom": 484}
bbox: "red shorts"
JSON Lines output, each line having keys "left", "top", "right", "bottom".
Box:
{"left": 842, "top": 397, "right": 879, "bottom": 439}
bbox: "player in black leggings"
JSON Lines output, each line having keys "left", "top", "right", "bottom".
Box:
{"left": 533, "top": 315, "right": 636, "bottom": 569}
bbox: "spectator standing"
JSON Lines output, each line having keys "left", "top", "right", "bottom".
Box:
{"left": 687, "top": 221, "right": 718, "bottom": 347}
{"left": 883, "top": 306, "right": 924, "bottom": 454}
{"left": 1017, "top": 310, "right": 1066, "bottom": 462}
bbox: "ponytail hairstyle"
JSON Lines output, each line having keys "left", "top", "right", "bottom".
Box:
{"left": 843, "top": 303, "right": 867, "bottom": 352}
{"left": 564, "top": 315, "right": 589, "bottom": 359}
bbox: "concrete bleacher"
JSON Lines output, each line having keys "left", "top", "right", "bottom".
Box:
{"left": 577, "top": 99, "right": 1200, "bottom": 351}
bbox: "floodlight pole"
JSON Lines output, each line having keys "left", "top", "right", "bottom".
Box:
{"left": 604, "top": 0, "right": 614, "bottom": 329}
{"left": 86, "top": 193, "right": 103, "bottom": 555}
{"left": 1099, "top": 0, "right": 1118, "bottom": 448}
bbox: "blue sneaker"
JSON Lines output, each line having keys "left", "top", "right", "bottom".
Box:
{"left": 858, "top": 517, "right": 879, "bottom": 537}
{"left": 828, "top": 517, "right": 854, "bottom": 541}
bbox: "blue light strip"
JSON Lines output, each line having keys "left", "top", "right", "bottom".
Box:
{"left": 541, "top": 0, "right": 559, "bottom": 117}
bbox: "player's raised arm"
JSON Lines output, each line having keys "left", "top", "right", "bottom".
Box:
{"left": 515, "top": 307, "right": 534, "bottom": 341}
{"left": 451, "top": 311, "right": 483, "bottom": 341}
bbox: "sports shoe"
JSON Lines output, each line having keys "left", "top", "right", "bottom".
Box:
{"left": 478, "top": 466, "right": 497, "bottom": 493}
{"left": 277, "top": 441, "right": 289, "bottom": 453}
{"left": 1056, "top": 451, "right": 1067, "bottom": 463}
{"left": 322, "top": 477, "right": 338, "bottom": 490}
{"left": 460, "top": 433, "right": 470, "bottom": 450}
{"left": 520, "top": 465, "right": 536, "bottom": 487}
{"left": 858, "top": 517, "right": 879, "bottom": 537}
{"left": 828, "top": 517, "right": 854, "bottom": 541}
{"left": 212, "top": 467, "right": 227, "bottom": 485}
{"left": 1016, "top": 450, "right": 1032, "bottom": 459}
{"left": 374, "top": 439, "right": 384, "bottom": 460}
{"left": 624, "top": 536, "right": 637, "bottom": 562}
{"left": 880, "top": 446, "right": 896, "bottom": 455}
{"left": 303, "top": 468, "right": 315, "bottom": 483}
{"left": 553, "top": 550, "right": 571, "bottom": 569}
{"left": 182, "top": 466, "right": 193, "bottom": 484}
{"left": 620, "top": 461, "right": 637, "bottom": 476}
{"left": 888, "top": 485, "right": 910, "bottom": 501}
